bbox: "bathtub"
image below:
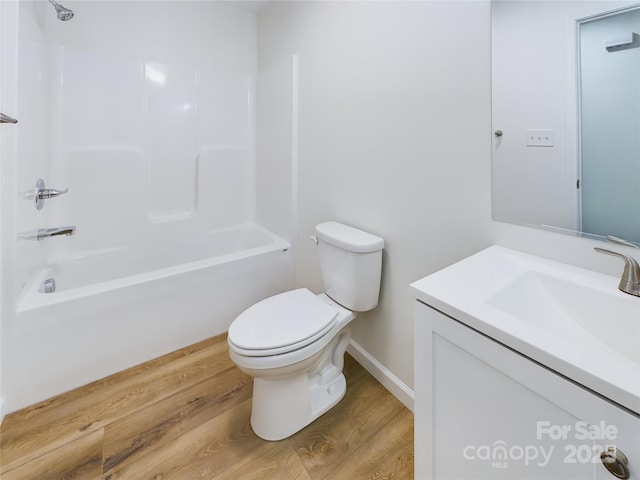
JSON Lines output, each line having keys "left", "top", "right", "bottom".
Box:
{"left": 9, "top": 223, "right": 293, "bottom": 411}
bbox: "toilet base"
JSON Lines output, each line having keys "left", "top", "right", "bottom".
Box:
{"left": 250, "top": 372, "right": 347, "bottom": 441}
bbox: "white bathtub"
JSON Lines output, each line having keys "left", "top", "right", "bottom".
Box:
{"left": 9, "top": 223, "right": 293, "bottom": 411}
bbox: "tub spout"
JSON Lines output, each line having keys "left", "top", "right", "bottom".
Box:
{"left": 36, "top": 226, "right": 76, "bottom": 240}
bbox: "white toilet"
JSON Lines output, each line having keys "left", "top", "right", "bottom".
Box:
{"left": 227, "top": 221, "right": 384, "bottom": 441}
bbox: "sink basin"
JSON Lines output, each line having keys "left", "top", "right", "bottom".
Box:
{"left": 487, "top": 271, "right": 640, "bottom": 365}
{"left": 411, "top": 245, "right": 640, "bottom": 414}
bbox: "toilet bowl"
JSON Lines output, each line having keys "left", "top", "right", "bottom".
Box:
{"left": 227, "top": 222, "right": 384, "bottom": 441}
{"left": 228, "top": 289, "right": 355, "bottom": 440}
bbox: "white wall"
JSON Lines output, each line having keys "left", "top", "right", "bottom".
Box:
{"left": 14, "top": 1, "right": 51, "bottom": 303}
{"left": 258, "top": 0, "right": 494, "bottom": 396}
{"left": 256, "top": 55, "right": 298, "bottom": 244}
{"left": 492, "top": 0, "right": 573, "bottom": 230}
{"left": 0, "top": 0, "right": 22, "bottom": 424}
{"left": 258, "top": 0, "right": 640, "bottom": 405}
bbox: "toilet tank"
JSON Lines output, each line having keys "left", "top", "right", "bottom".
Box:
{"left": 314, "top": 222, "right": 384, "bottom": 312}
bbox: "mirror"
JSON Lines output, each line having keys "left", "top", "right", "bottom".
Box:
{"left": 491, "top": 0, "right": 640, "bottom": 246}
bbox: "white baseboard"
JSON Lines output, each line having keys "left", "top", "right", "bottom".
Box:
{"left": 0, "top": 397, "right": 5, "bottom": 426}
{"left": 347, "top": 339, "right": 414, "bottom": 413}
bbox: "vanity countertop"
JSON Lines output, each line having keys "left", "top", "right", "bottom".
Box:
{"left": 410, "top": 245, "right": 640, "bottom": 415}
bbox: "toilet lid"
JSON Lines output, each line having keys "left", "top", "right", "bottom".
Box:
{"left": 228, "top": 288, "right": 338, "bottom": 354}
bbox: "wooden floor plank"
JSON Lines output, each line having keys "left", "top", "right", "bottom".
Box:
{"left": 0, "top": 334, "right": 231, "bottom": 474}
{"left": 1, "top": 429, "right": 104, "bottom": 480}
{"left": 103, "top": 365, "right": 252, "bottom": 474}
{"left": 321, "top": 408, "right": 414, "bottom": 480}
{"left": 0, "top": 334, "right": 414, "bottom": 480}
{"left": 342, "top": 352, "right": 370, "bottom": 386}
{"left": 289, "top": 367, "right": 407, "bottom": 480}
{"left": 212, "top": 439, "right": 313, "bottom": 480}
{"left": 104, "top": 399, "right": 265, "bottom": 480}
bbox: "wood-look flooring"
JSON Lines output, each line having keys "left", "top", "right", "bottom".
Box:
{"left": 0, "top": 333, "right": 413, "bottom": 479}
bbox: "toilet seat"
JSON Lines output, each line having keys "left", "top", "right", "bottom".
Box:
{"left": 228, "top": 288, "right": 338, "bottom": 357}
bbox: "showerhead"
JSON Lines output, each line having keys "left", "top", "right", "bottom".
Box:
{"left": 48, "top": 0, "right": 74, "bottom": 21}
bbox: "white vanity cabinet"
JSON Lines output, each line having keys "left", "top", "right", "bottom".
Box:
{"left": 414, "top": 301, "right": 640, "bottom": 480}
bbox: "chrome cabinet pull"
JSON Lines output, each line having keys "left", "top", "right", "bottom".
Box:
{"left": 600, "top": 446, "right": 630, "bottom": 479}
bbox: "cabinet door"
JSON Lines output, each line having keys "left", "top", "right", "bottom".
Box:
{"left": 415, "top": 301, "right": 640, "bottom": 480}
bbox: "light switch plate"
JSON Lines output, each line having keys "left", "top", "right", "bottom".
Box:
{"left": 525, "top": 129, "right": 554, "bottom": 147}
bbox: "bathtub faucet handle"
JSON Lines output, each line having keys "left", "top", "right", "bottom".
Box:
{"left": 39, "top": 187, "right": 68, "bottom": 199}
{"left": 32, "top": 179, "right": 69, "bottom": 210}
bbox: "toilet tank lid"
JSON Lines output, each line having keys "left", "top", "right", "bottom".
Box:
{"left": 315, "top": 222, "right": 384, "bottom": 253}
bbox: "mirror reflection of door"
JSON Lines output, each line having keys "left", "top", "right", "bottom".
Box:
{"left": 579, "top": 6, "right": 640, "bottom": 243}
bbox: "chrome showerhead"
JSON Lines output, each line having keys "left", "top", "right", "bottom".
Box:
{"left": 49, "top": 0, "right": 74, "bottom": 21}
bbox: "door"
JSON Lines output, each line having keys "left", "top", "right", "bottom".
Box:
{"left": 579, "top": 7, "right": 640, "bottom": 243}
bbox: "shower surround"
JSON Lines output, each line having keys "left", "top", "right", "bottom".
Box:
{"left": 1, "top": 1, "right": 295, "bottom": 412}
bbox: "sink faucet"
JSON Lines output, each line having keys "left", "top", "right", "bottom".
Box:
{"left": 594, "top": 247, "right": 640, "bottom": 297}
{"left": 36, "top": 226, "right": 76, "bottom": 240}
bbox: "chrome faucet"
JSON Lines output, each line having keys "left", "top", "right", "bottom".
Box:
{"left": 594, "top": 247, "right": 640, "bottom": 297}
{"left": 36, "top": 226, "right": 76, "bottom": 240}
{"left": 25, "top": 179, "right": 69, "bottom": 210}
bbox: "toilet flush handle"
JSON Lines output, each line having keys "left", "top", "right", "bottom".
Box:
{"left": 309, "top": 235, "right": 318, "bottom": 245}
